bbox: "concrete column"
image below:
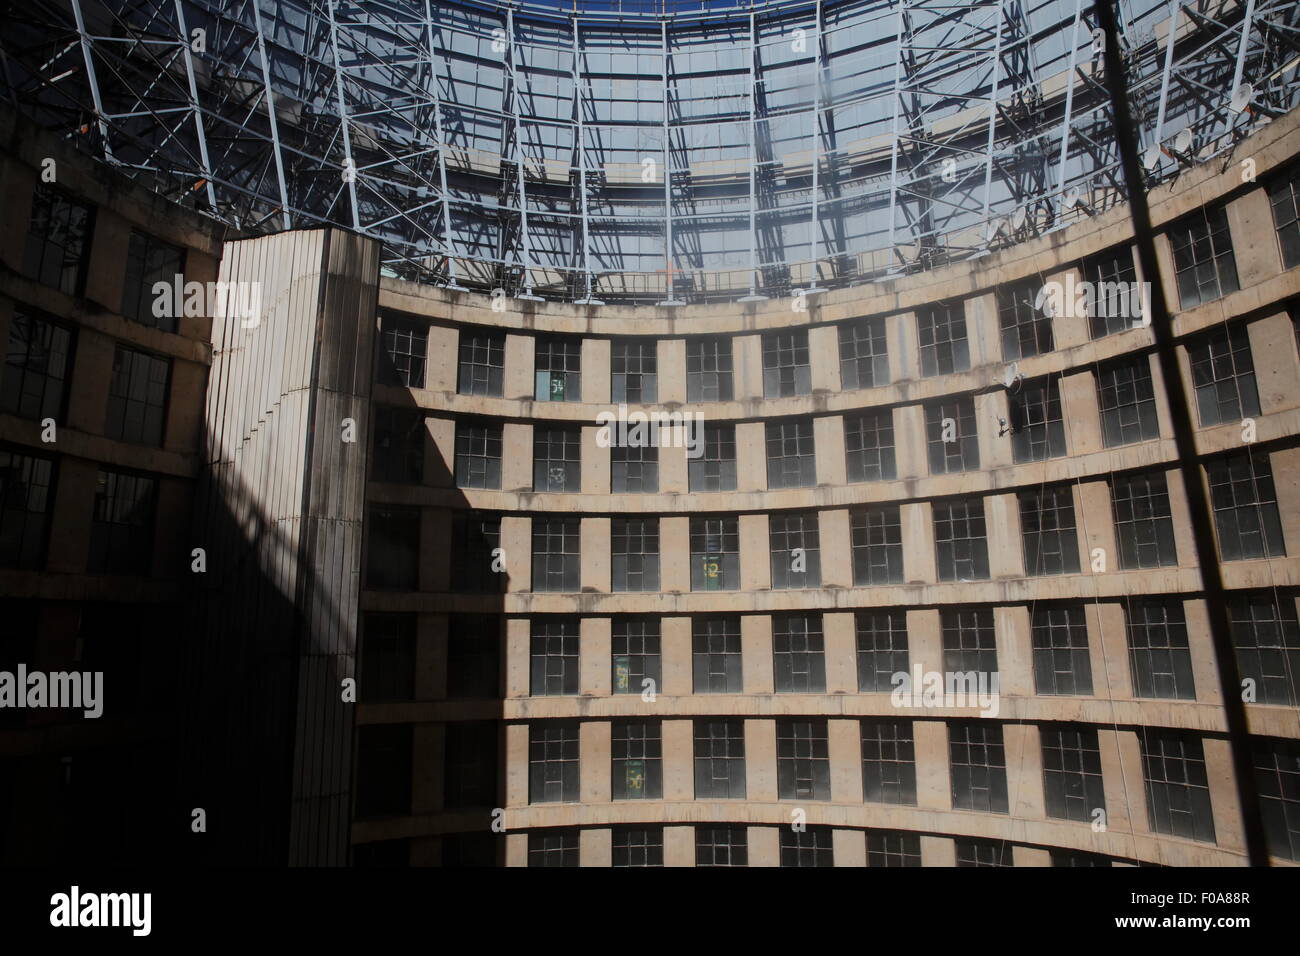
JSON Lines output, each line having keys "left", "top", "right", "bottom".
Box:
{"left": 914, "top": 719, "right": 951, "bottom": 811}
{"left": 986, "top": 492, "right": 1023, "bottom": 578}
{"left": 581, "top": 828, "right": 611, "bottom": 867}
{"left": 1048, "top": 266, "right": 1089, "bottom": 348}
{"left": 582, "top": 425, "right": 610, "bottom": 495}
{"left": 660, "top": 443, "right": 688, "bottom": 494}
{"left": 581, "top": 720, "right": 611, "bottom": 805}
{"left": 506, "top": 833, "right": 528, "bottom": 866}
{"left": 1014, "top": 846, "right": 1052, "bottom": 867}
{"left": 165, "top": 359, "right": 207, "bottom": 454}
{"left": 814, "top": 415, "right": 847, "bottom": 486}
{"left": 1092, "top": 601, "right": 1133, "bottom": 700}
{"left": 809, "top": 324, "right": 841, "bottom": 393}
{"left": 1184, "top": 599, "right": 1220, "bottom": 705}
{"left": 84, "top": 207, "right": 130, "bottom": 309}
{"left": 500, "top": 516, "right": 532, "bottom": 592}
{"left": 824, "top": 612, "right": 857, "bottom": 695}
{"left": 662, "top": 719, "right": 694, "bottom": 802}
{"left": 504, "top": 333, "right": 533, "bottom": 401}
{"left": 735, "top": 421, "right": 766, "bottom": 492}
{"left": 664, "top": 826, "right": 695, "bottom": 866}
{"left": 660, "top": 516, "right": 690, "bottom": 594}
{"left": 833, "top": 829, "right": 866, "bottom": 867}
{"left": 501, "top": 423, "right": 533, "bottom": 491}
{"left": 1147, "top": 352, "right": 1174, "bottom": 441}
{"left": 421, "top": 509, "right": 449, "bottom": 591}
{"left": 978, "top": 389, "right": 1014, "bottom": 471}
{"left": 1116, "top": 728, "right": 1149, "bottom": 834}
{"left": 1153, "top": 232, "right": 1181, "bottom": 312}
{"left": 893, "top": 405, "right": 928, "bottom": 479}
{"left": 920, "top": 835, "right": 956, "bottom": 866}
{"left": 1004, "top": 723, "right": 1045, "bottom": 820}
{"left": 1271, "top": 446, "right": 1300, "bottom": 553}
{"left": 908, "top": 609, "right": 942, "bottom": 676}
{"left": 412, "top": 723, "right": 444, "bottom": 813}
{"left": 740, "top": 514, "right": 771, "bottom": 590}
{"left": 151, "top": 478, "right": 191, "bottom": 578}
{"left": 829, "top": 719, "right": 863, "bottom": 803}
{"left": 1226, "top": 187, "right": 1283, "bottom": 287}
{"left": 1247, "top": 311, "right": 1300, "bottom": 415}
{"left": 425, "top": 417, "right": 456, "bottom": 488}
{"left": 416, "top": 613, "right": 444, "bottom": 699}
{"left": 734, "top": 334, "right": 764, "bottom": 401}
{"left": 745, "top": 719, "right": 778, "bottom": 801}
{"left": 425, "top": 325, "right": 458, "bottom": 393}
{"left": 887, "top": 311, "right": 918, "bottom": 383}
{"left": 819, "top": 508, "right": 853, "bottom": 588}
{"left": 659, "top": 338, "right": 687, "bottom": 405}
{"left": 583, "top": 337, "right": 610, "bottom": 405}
{"left": 1076, "top": 479, "right": 1117, "bottom": 575}
{"left": 505, "top": 618, "right": 530, "bottom": 698}
{"left": 965, "top": 292, "right": 1000, "bottom": 368}
{"left": 581, "top": 516, "right": 611, "bottom": 593}
{"left": 0, "top": 158, "right": 34, "bottom": 270}
{"left": 1060, "top": 368, "right": 1103, "bottom": 457}
{"left": 661, "top": 617, "right": 692, "bottom": 696}
{"left": 506, "top": 723, "right": 529, "bottom": 806}
{"left": 742, "top": 614, "right": 774, "bottom": 695}
{"left": 1165, "top": 467, "right": 1195, "bottom": 568}
{"left": 1096, "top": 728, "right": 1135, "bottom": 834}
{"left": 1203, "top": 736, "right": 1244, "bottom": 853}
{"left": 994, "top": 605, "right": 1033, "bottom": 698}
{"left": 748, "top": 826, "right": 780, "bottom": 867}
{"left": 66, "top": 328, "right": 114, "bottom": 435}
{"left": 901, "top": 501, "right": 936, "bottom": 584}
{"left": 580, "top": 617, "right": 612, "bottom": 697}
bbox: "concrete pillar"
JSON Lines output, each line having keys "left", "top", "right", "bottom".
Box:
{"left": 662, "top": 617, "right": 692, "bottom": 696}
{"left": 920, "top": 835, "right": 956, "bottom": 866}
{"left": 1165, "top": 467, "right": 1195, "bottom": 568}
{"left": 425, "top": 325, "right": 458, "bottom": 393}
{"left": 829, "top": 719, "right": 863, "bottom": 803}
{"left": 735, "top": 421, "right": 766, "bottom": 492}
{"left": 659, "top": 338, "right": 687, "bottom": 405}
{"left": 416, "top": 613, "right": 444, "bottom": 699}
{"left": 581, "top": 720, "right": 611, "bottom": 805}
{"left": 814, "top": 415, "right": 847, "bottom": 486}
{"left": 986, "top": 493, "right": 1023, "bottom": 578}
{"left": 421, "top": 509, "right": 448, "bottom": 591}
{"left": 66, "top": 328, "right": 114, "bottom": 435}
{"left": 581, "top": 516, "right": 611, "bottom": 593}
{"left": 412, "top": 723, "right": 444, "bottom": 813}
{"left": 901, "top": 501, "right": 936, "bottom": 584}
{"left": 1183, "top": 599, "right": 1220, "bottom": 705}
{"left": 501, "top": 423, "right": 532, "bottom": 491}
{"left": 426, "top": 417, "right": 456, "bottom": 488}
{"left": 84, "top": 207, "right": 130, "bottom": 309}
{"left": 745, "top": 719, "right": 778, "bottom": 801}
{"left": 660, "top": 516, "right": 690, "bottom": 594}
{"left": 1049, "top": 266, "right": 1089, "bottom": 349}
{"left": 1076, "top": 479, "right": 1117, "bottom": 575}
{"left": 1116, "top": 729, "right": 1149, "bottom": 834}
{"left": 908, "top": 609, "right": 942, "bottom": 676}
{"left": 887, "top": 311, "right": 918, "bottom": 383}
{"left": 0, "top": 158, "right": 34, "bottom": 270}
{"left": 505, "top": 618, "right": 530, "bottom": 698}
{"left": 506, "top": 833, "right": 528, "bottom": 866}
{"left": 165, "top": 359, "right": 207, "bottom": 454}
{"left": 1247, "top": 311, "right": 1300, "bottom": 415}
{"left": 581, "top": 828, "right": 612, "bottom": 867}
{"left": 1060, "top": 368, "right": 1103, "bottom": 456}
{"left": 914, "top": 719, "right": 951, "bottom": 811}
{"left": 833, "top": 829, "right": 866, "bottom": 867}
{"left": 500, "top": 516, "right": 532, "bottom": 592}
{"left": 824, "top": 612, "right": 857, "bottom": 695}
{"left": 504, "top": 333, "right": 533, "bottom": 401}
{"left": 580, "top": 617, "right": 612, "bottom": 697}
{"left": 978, "top": 389, "right": 1014, "bottom": 471}
{"left": 506, "top": 723, "right": 529, "bottom": 806}
{"left": 1014, "top": 846, "right": 1052, "bottom": 867}
{"left": 994, "top": 605, "right": 1034, "bottom": 698}
{"left": 740, "top": 514, "right": 771, "bottom": 590}
{"left": 1226, "top": 187, "right": 1283, "bottom": 287}
{"left": 1203, "top": 737, "right": 1244, "bottom": 853}
{"left": 1092, "top": 601, "right": 1133, "bottom": 700}
{"left": 1004, "top": 723, "right": 1045, "bottom": 820}
{"left": 748, "top": 826, "right": 780, "bottom": 867}
{"left": 664, "top": 826, "right": 695, "bottom": 866}
{"left": 742, "top": 614, "right": 774, "bottom": 695}
{"left": 1271, "top": 446, "right": 1300, "bottom": 553}
{"left": 819, "top": 508, "right": 853, "bottom": 588}
{"left": 663, "top": 719, "right": 693, "bottom": 801}
{"left": 582, "top": 425, "right": 610, "bottom": 495}
{"left": 894, "top": 405, "right": 928, "bottom": 479}
{"left": 965, "top": 292, "right": 1000, "bottom": 368}
{"left": 583, "top": 337, "right": 610, "bottom": 405}
{"left": 660, "top": 443, "right": 688, "bottom": 494}
{"left": 1096, "top": 728, "right": 1134, "bottom": 834}
{"left": 810, "top": 324, "right": 841, "bottom": 393}
{"left": 734, "top": 334, "right": 764, "bottom": 401}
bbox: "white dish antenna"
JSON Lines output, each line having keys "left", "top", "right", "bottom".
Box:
{"left": 1174, "top": 128, "right": 1194, "bottom": 155}
{"left": 1011, "top": 207, "right": 1028, "bottom": 231}
{"left": 1230, "top": 82, "right": 1255, "bottom": 114}
{"left": 1001, "top": 362, "right": 1022, "bottom": 390}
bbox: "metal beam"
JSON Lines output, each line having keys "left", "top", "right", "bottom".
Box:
{"left": 251, "top": 0, "right": 292, "bottom": 230}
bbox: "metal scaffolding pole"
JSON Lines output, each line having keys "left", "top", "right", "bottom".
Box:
{"left": 173, "top": 0, "right": 218, "bottom": 211}
{"left": 740, "top": 11, "right": 766, "bottom": 302}
{"left": 327, "top": 0, "right": 359, "bottom": 229}
{"left": 505, "top": 8, "right": 539, "bottom": 300}
{"left": 807, "top": 0, "right": 825, "bottom": 295}
{"left": 251, "top": 0, "right": 292, "bottom": 230}
{"left": 423, "top": 0, "right": 461, "bottom": 290}
{"left": 572, "top": 18, "right": 599, "bottom": 305}
{"left": 658, "top": 19, "right": 683, "bottom": 306}
{"left": 884, "top": 0, "right": 906, "bottom": 269}
{"left": 1055, "top": 0, "right": 1084, "bottom": 207}
{"left": 70, "top": 0, "right": 113, "bottom": 162}
{"left": 981, "top": 0, "right": 1004, "bottom": 227}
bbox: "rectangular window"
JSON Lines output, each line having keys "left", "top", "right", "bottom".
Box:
{"left": 998, "top": 279, "right": 1053, "bottom": 359}
{"left": 777, "top": 718, "right": 830, "bottom": 800}
{"left": 1083, "top": 248, "right": 1142, "bottom": 338}
{"left": 1052, "top": 850, "right": 1113, "bottom": 867}
{"left": 917, "top": 302, "right": 969, "bottom": 376}
{"left": 762, "top": 330, "right": 811, "bottom": 398}
{"left": 366, "top": 505, "right": 419, "bottom": 590}
{"left": 1020, "top": 483, "right": 1081, "bottom": 575}
{"left": 360, "top": 612, "right": 415, "bottom": 701}
{"left": 941, "top": 607, "right": 997, "bottom": 676}
{"left": 121, "top": 230, "right": 184, "bottom": 330}
{"left": 1170, "top": 204, "right": 1240, "bottom": 309}
{"left": 535, "top": 336, "right": 581, "bottom": 401}
{"left": 612, "top": 616, "right": 661, "bottom": 696}
{"left": 531, "top": 618, "right": 580, "bottom": 695}
{"left": 1141, "top": 729, "right": 1215, "bottom": 842}
{"left": 88, "top": 468, "right": 157, "bottom": 574}
{"left": 1111, "top": 469, "right": 1178, "bottom": 569}
{"left": 612, "top": 517, "right": 660, "bottom": 592}
{"left": 839, "top": 317, "right": 889, "bottom": 389}
{"left": 612, "top": 340, "right": 657, "bottom": 403}
{"left": 1253, "top": 737, "right": 1300, "bottom": 862}
{"left": 450, "top": 512, "right": 503, "bottom": 593}
{"left": 955, "top": 838, "right": 1013, "bottom": 867}
{"left": 1096, "top": 357, "right": 1160, "bottom": 446}
{"left": 0, "top": 448, "right": 53, "bottom": 570}
{"left": 850, "top": 506, "right": 903, "bottom": 585}
{"left": 694, "top": 719, "right": 746, "bottom": 798}
{"left": 1127, "top": 598, "right": 1196, "bottom": 700}
{"left": 1032, "top": 604, "right": 1093, "bottom": 695}
{"left": 686, "top": 337, "right": 734, "bottom": 402}
{"left": 1208, "top": 450, "right": 1285, "bottom": 561}
{"left": 454, "top": 420, "right": 502, "bottom": 490}
{"left": 24, "top": 185, "right": 92, "bottom": 296}
{"left": 933, "top": 497, "right": 989, "bottom": 582}
{"left": 612, "top": 719, "right": 662, "bottom": 799}
{"left": 1268, "top": 162, "right": 1300, "bottom": 269}
{"left": 1, "top": 309, "right": 73, "bottom": 422}
{"left": 457, "top": 330, "right": 504, "bottom": 396}
{"left": 447, "top": 615, "right": 500, "bottom": 699}
{"left": 378, "top": 315, "right": 427, "bottom": 388}
{"left": 611, "top": 442, "right": 658, "bottom": 493}
{"left": 1042, "top": 725, "right": 1105, "bottom": 822}
{"left": 612, "top": 826, "right": 664, "bottom": 867}
{"left": 528, "top": 830, "right": 578, "bottom": 866}
{"left": 949, "top": 721, "right": 1008, "bottom": 813}
{"left": 765, "top": 418, "right": 816, "bottom": 488}
{"left": 1189, "top": 324, "right": 1260, "bottom": 426}
{"left": 444, "top": 721, "right": 498, "bottom": 809}
{"left": 770, "top": 511, "right": 821, "bottom": 589}
{"left": 773, "top": 613, "right": 826, "bottom": 693}
{"left": 373, "top": 406, "right": 425, "bottom": 484}
{"left": 696, "top": 826, "right": 747, "bottom": 866}
{"left": 693, "top": 617, "right": 743, "bottom": 693}
{"left": 1229, "top": 591, "right": 1300, "bottom": 706}
{"left": 856, "top": 610, "right": 908, "bottom": 692}
{"left": 925, "top": 396, "right": 979, "bottom": 474}
{"left": 533, "top": 425, "right": 581, "bottom": 493}
{"left": 1011, "top": 375, "right": 1066, "bottom": 462}
{"left": 105, "top": 346, "right": 170, "bottom": 447}
{"left": 690, "top": 515, "right": 739, "bottom": 591}
{"left": 780, "top": 827, "right": 834, "bottom": 867}
{"left": 531, "top": 518, "right": 580, "bottom": 592}
{"left": 861, "top": 719, "right": 917, "bottom": 805}
{"left": 688, "top": 423, "right": 737, "bottom": 492}
{"left": 867, "top": 830, "right": 921, "bottom": 867}
{"left": 844, "top": 409, "right": 896, "bottom": 482}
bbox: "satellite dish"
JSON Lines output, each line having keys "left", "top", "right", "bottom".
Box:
{"left": 1034, "top": 284, "right": 1055, "bottom": 317}
{"left": 986, "top": 218, "right": 1007, "bottom": 243}
{"left": 1142, "top": 144, "right": 1163, "bottom": 170}
{"left": 1174, "top": 128, "right": 1194, "bottom": 154}
{"left": 1230, "top": 82, "right": 1255, "bottom": 114}
{"left": 1011, "top": 207, "right": 1028, "bottom": 231}
{"left": 1062, "top": 188, "right": 1080, "bottom": 210}
{"left": 1002, "top": 362, "right": 1022, "bottom": 390}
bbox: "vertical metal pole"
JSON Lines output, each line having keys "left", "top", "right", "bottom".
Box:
{"left": 572, "top": 19, "right": 593, "bottom": 301}
{"left": 1230, "top": 0, "right": 1259, "bottom": 103}
{"left": 506, "top": 8, "right": 534, "bottom": 295}
{"left": 808, "top": 0, "right": 823, "bottom": 289}
{"left": 1055, "top": 0, "right": 1084, "bottom": 205}
{"left": 251, "top": 0, "right": 292, "bottom": 230}
{"left": 327, "top": 0, "right": 360, "bottom": 230}
{"left": 173, "top": 0, "right": 218, "bottom": 211}
{"left": 885, "top": 0, "right": 906, "bottom": 261}
{"left": 70, "top": 0, "right": 114, "bottom": 162}
{"left": 742, "top": 12, "right": 763, "bottom": 299}
{"left": 981, "top": 0, "right": 1003, "bottom": 225}
{"left": 660, "top": 19, "right": 678, "bottom": 304}
{"left": 1152, "top": 0, "right": 1180, "bottom": 153}
{"left": 424, "top": 0, "right": 459, "bottom": 288}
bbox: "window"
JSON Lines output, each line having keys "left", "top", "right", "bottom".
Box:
{"left": 694, "top": 719, "right": 746, "bottom": 798}
{"left": 1, "top": 309, "right": 73, "bottom": 422}
{"left": 1170, "top": 204, "right": 1240, "bottom": 309}
{"left": 532, "top": 518, "right": 580, "bottom": 592}
{"left": 1127, "top": 598, "right": 1196, "bottom": 700}
{"left": 613, "top": 826, "right": 664, "bottom": 867}
{"left": 686, "top": 337, "right": 734, "bottom": 401}
{"left": 955, "top": 838, "right": 1013, "bottom": 867}
{"left": 762, "top": 330, "right": 811, "bottom": 397}
{"left": 856, "top": 611, "right": 908, "bottom": 692}
{"left": 1052, "top": 850, "right": 1113, "bottom": 867}
{"left": 780, "top": 827, "right": 834, "bottom": 867}
{"left": 612, "top": 617, "right": 661, "bottom": 695}
{"left": 691, "top": 516, "right": 739, "bottom": 591}
{"left": 766, "top": 419, "right": 816, "bottom": 488}
{"left": 611, "top": 442, "right": 658, "bottom": 493}
{"left": 1208, "top": 451, "right": 1285, "bottom": 560}
{"left": 949, "top": 721, "right": 1008, "bottom": 813}
{"left": 850, "top": 506, "right": 903, "bottom": 585}
{"left": 1042, "top": 725, "right": 1105, "bottom": 822}
{"left": 612, "top": 719, "right": 662, "bottom": 799}
{"left": 528, "top": 830, "right": 578, "bottom": 866}
{"left": 612, "top": 517, "right": 659, "bottom": 592}
{"left": 360, "top": 613, "right": 415, "bottom": 701}
{"left": 611, "top": 340, "right": 657, "bottom": 402}
{"left": 867, "top": 831, "right": 921, "bottom": 867}
{"left": 444, "top": 721, "right": 498, "bottom": 809}
{"left": 844, "top": 409, "right": 896, "bottom": 482}
{"left": 354, "top": 725, "right": 412, "bottom": 819}
{"left": 1253, "top": 737, "right": 1300, "bottom": 861}
{"left": 998, "top": 279, "right": 1053, "bottom": 359}
{"left": 1229, "top": 592, "right": 1300, "bottom": 706}
{"left": 942, "top": 607, "right": 997, "bottom": 676}
{"left": 0, "top": 449, "right": 53, "bottom": 570}
{"left": 88, "top": 469, "right": 156, "bottom": 574}
{"left": 1189, "top": 324, "right": 1260, "bottom": 426}
{"left": 917, "top": 302, "right": 969, "bottom": 375}
{"left": 1140, "top": 729, "right": 1215, "bottom": 843}
{"left": 1032, "top": 604, "right": 1093, "bottom": 695}
{"left": 529, "top": 720, "right": 580, "bottom": 803}
{"left": 366, "top": 505, "right": 419, "bottom": 590}
{"left": 457, "top": 329, "right": 504, "bottom": 396}
{"left": 689, "top": 423, "right": 736, "bottom": 492}
{"left": 535, "top": 335, "right": 580, "bottom": 401}
{"left": 1083, "top": 248, "right": 1142, "bottom": 338}
{"left": 861, "top": 719, "right": 917, "bottom": 805}
{"left": 839, "top": 317, "right": 889, "bottom": 389}
{"left": 933, "top": 497, "right": 989, "bottom": 582}
{"left": 925, "top": 397, "right": 979, "bottom": 474}
{"left": 1096, "top": 357, "right": 1160, "bottom": 446}
{"left": 777, "top": 719, "right": 830, "bottom": 800}
{"left": 1020, "top": 483, "right": 1081, "bottom": 575}
{"left": 696, "top": 826, "right": 747, "bottom": 866}
{"left": 1111, "top": 470, "right": 1178, "bottom": 569}
{"left": 1269, "top": 162, "right": 1300, "bottom": 269}
{"left": 1010, "top": 375, "right": 1066, "bottom": 462}
{"left": 454, "top": 420, "right": 502, "bottom": 489}
{"left": 533, "top": 425, "right": 581, "bottom": 493}
{"left": 378, "top": 315, "right": 427, "bottom": 388}
{"left": 770, "top": 512, "right": 821, "bottom": 588}
{"left": 450, "top": 512, "right": 503, "bottom": 593}
{"left": 373, "top": 407, "right": 424, "bottom": 484}
{"left": 24, "top": 185, "right": 91, "bottom": 296}
{"left": 693, "top": 617, "right": 743, "bottom": 693}
{"left": 105, "top": 346, "right": 169, "bottom": 446}
{"left": 773, "top": 613, "right": 826, "bottom": 693}
{"left": 447, "top": 615, "right": 500, "bottom": 699}
{"left": 121, "top": 230, "right": 184, "bottom": 330}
